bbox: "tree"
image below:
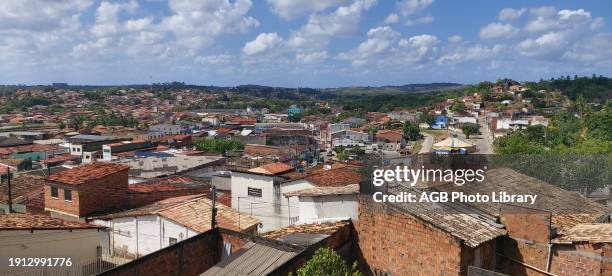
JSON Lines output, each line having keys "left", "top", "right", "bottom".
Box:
{"left": 292, "top": 247, "right": 361, "bottom": 276}
{"left": 194, "top": 138, "right": 244, "bottom": 155}
{"left": 403, "top": 121, "right": 421, "bottom": 141}
{"left": 451, "top": 102, "right": 466, "bottom": 113}
{"left": 460, "top": 123, "right": 480, "bottom": 138}
{"left": 418, "top": 113, "right": 435, "bottom": 126}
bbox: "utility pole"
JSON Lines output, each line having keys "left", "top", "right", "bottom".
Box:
{"left": 210, "top": 186, "right": 217, "bottom": 229}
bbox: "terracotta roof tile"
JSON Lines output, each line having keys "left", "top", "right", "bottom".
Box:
{"left": 553, "top": 223, "right": 612, "bottom": 244}
{"left": 48, "top": 162, "right": 130, "bottom": 185}
{"left": 263, "top": 220, "right": 351, "bottom": 240}
{"left": 248, "top": 162, "right": 294, "bottom": 175}
{"left": 0, "top": 213, "right": 102, "bottom": 230}
{"left": 284, "top": 184, "right": 359, "bottom": 197}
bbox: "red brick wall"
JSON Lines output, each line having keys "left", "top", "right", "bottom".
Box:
{"left": 549, "top": 243, "right": 610, "bottom": 276}
{"left": 356, "top": 195, "right": 480, "bottom": 275}
{"left": 102, "top": 228, "right": 221, "bottom": 276}
{"left": 45, "top": 170, "right": 129, "bottom": 217}
{"left": 500, "top": 204, "right": 551, "bottom": 244}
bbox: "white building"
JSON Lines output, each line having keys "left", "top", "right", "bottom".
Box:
{"left": 231, "top": 162, "right": 362, "bottom": 232}
{"left": 90, "top": 195, "right": 259, "bottom": 258}
{"left": 283, "top": 184, "right": 359, "bottom": 224}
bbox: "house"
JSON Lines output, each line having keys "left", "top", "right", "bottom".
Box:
{"left": 232, "top": 162, "right": 362, "bottom": 232}
{"left": 330, "top": 129, "right": 372, "bottom": 148}
{"left": 118, "top": 156, "right": 225, "bottom": 179}
{"left": 287, "top": 104, "right": 301, "bottom": 115}
{"left": 66, "top": 134, "right": 126, "bottom": 163}
{"left": 102, "top": 140, "right": 154, "bottom": 161}
{"left": 0, "top": 213, "right": 107, "bottom": 275}
{"left": 148, "top": 124, "right": 184, "bottom": 139}
{"left": 284, "top": 184, "right": 359, "bottom": 224}
{"left": 389, "top": 111, "right": 419, "bottom": 122}
{"left": 89, "top": 194, "right": 260, "bottom": 259}
{"left": 375, "top": 129, "right": 405, "bottom": 151}
{"left": 45, "top": 162, "right": 131, "bottom": 221}
{"left": 1, "top": 174, "right": 46, "bottom": 214}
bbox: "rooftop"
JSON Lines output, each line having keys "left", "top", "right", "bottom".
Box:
{"left": 264, "top": 220, "right": 351, "bottom": 240}
{"left": 284, "top": 184, "right": 359, "bottom": 197}
{"left": 247, "top": 162, "right": 294, "bottom": 175}
{"left": 48, "top": 162, "right": 130, "bottom": 185}
{"left": 200, "top": 241, "right": 298, "bottom": 276}
{"left": 121, "top": 156, "right": 224, "bottom": 178}
{"left": 553, "top": 223, "right": 612, "bottom": 244}
{"left": 93, "top": 195, "right": 258, "bottom": 232}
{"left": 0, "top": 213, "right": 102, "bottom": 230}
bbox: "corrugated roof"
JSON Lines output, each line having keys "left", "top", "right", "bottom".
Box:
{"left": 48, "top": 162, "right": 130, "bottom": 185}
{"left": 200, "top": 242, "right": 298, "bottom": 276}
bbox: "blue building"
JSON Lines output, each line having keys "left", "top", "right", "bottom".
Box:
{"left": 431, "top": 116, "right": 448, "bottom": 129}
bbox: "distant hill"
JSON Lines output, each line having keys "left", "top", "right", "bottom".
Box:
{"left": 323, "top": 82, "right": 465, "bottom": 96}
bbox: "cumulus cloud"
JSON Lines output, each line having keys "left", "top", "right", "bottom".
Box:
{"left": 195, "top": 54, "right": 233, "bottom": 65}
{"left": 267, "top": 0, "right": 348, "bottom": 19}
{"left": 405, "top": 15, "right": 434, "bottom": 26}
{"left": 480, "top": 23, "right": 519, "bottom": 39}
{"left": 438, "top": 44, "right": 504, "bottom": 65}
{"left": 296, "top": 51, "right": 328, "bottom": 64}
{"left": 448, "top": 35, "right": 463, "bottom": 43}
{"left": 0, "top": 0, "right": 92, "bottom": 32}
{"left": 287, "top": 0, "right": 377, "bottom": 50}
{"left": 243, "top": 33, "right": 284, "bottom": 56}
{"left": 384, "top": 13, "right": 400, "bottom": 24}
{"left": 499, "top": 8, "right": 526, "bottom": 21}
{"left": 397, "top": 0, "right": 434, "bottom": 16}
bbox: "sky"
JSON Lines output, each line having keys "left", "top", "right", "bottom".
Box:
{"left": 0, "top": 0, "right": 611, "bottom": 87}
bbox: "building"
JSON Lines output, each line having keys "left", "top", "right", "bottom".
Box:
{"left": 231, "top": 162, "right": 362, "bottom": 232}
{"left": 119, "top": 156, "right": 225, "bottom": 179}
{"left": 330, "top": 129, "right": 372, "bottom": 148}
{"left": 284, "top": 184, "right": 359, "bottom": 224}
{"left": 89, "top": 195, "right": 260, "bottom": 259}
{"left": 375, "top": 129, "right": 405, "bottom": 151}
{"left": 148, "top": 124, "right": 184, "bottom": 139}
{"left": 102, "top": 140, "right": 154, "bottom": 161}
{"left": 0, "top": 213, "right": 106, "bottom": 275}
{"left": 45, "top": 163, "right": 131, "bottom": 221}
{"left": 1, "top": 174, "right": 46, "bottom": 214}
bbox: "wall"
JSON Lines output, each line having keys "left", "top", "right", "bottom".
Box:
{"left": 91, "top": 215, "right": 198, "bottom": 259}
{"left": 356, "top": 195, "right": 494, "bottom": 276}
{"left": 101, "top": 228, "right": 222, "bottom": 276}
{"left": 297, "top": 194, "right": 358, "bottom": 223}
{"left": 0, "top": 229, "right": 105, "bottom": 275}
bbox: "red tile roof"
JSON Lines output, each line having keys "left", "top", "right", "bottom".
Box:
{"left": 248, "top": 162, "right": 294, "bottom": 175}
{"left": 48, "top": 162, "right": 130, "bottom": 185}
{"left": 0, "top": 213, "right": 103, "bottom": 230}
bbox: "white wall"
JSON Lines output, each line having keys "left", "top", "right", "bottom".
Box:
{"left": 91, "top": 215, "right": 198, "bottom": 258}
{"left": 296, "top": 195, "right": 358, "bottom": 223}
{"left": 0, "top": 229, "right": 105, "bottom": 275}
{"left": 231, "top": 173, "right": 314, "bottom": 232}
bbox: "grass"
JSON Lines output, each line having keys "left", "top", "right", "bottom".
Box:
{"left": 421, "top": 129, "right": 449, "bottom": 138}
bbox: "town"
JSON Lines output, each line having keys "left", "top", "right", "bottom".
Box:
{"left": 1, "top": 75, "right": 610, "bottom": 276}
{"left": 1, "top": 0, "right": 611, "bottom": 275}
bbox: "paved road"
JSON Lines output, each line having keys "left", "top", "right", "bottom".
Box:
{"left": 467, "top": 116, "right": 494, "bottom": 154}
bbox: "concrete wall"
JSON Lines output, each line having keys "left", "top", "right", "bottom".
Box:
{"left": 0, "top": 229, "right": 105, "bottom": 275}
{"left": 297, "top": 194, "right": 358, "bottom": 223}
{"left": 91, "top": 215, "right": 198, "bottom": 259}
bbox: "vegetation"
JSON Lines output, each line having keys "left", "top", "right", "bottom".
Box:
{"left": 291, "top": 247, "right": 361, "bottom": 276}
{"left": 194, "top": 138, "right": 244, "bottom": 155}
{"left": 460, "top": 123, "right": 480, "bottom": 138}
{"left": 403, "top": 121, "right": 421, "bottom": 141}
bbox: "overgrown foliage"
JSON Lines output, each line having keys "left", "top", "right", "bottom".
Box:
{"left": 193, "top": 138, "right": 244, "bottom": 155}
{"left": 291, "top": 247, "right": 361, "bottom": 276}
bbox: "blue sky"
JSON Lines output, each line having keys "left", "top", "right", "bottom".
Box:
{"left": 0, "top": 0, "right": 610, "bottom": 87}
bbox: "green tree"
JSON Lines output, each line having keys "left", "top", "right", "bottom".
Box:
{"left": 402, "top": 121, "right": 421, "bottom": 141}
{"left": 451, "top": 102, "right": 466, "bottom": 113}
{"left": 292, "top": 247, "right": 361, "bottom": 276}
{"left": 460, "top": 123, "right": 480, "bottom": 138}
{"left": 193, "top": 138, "right": 244, "bottom": 155}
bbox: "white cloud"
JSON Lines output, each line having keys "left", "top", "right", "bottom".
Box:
{"left": 288, "top": 0, "right": 377, "bottom": 50}
{"left": 480, "top": 23, "right": 518, "bottom": 39}
{"left": 338, "top": 26, "right": 400, "bottom": 66}
{"left": 0, "top": 0, "right": 92, "bottom": 32}
{"left": 524, "top": 16, "right": 557, "bottom": 33}
{"left": 267, "top": 0, "right": 348, "bottom": 19}
{"left": 437, "top": 44, "right": 504, "bottom": 64}
{"left": 396, "top": 34, "right": 439, "bottom": 64}
{"left": 499, "top": 8, "right": 526, "bottom": 21}
{"left": 405, "top": 15, "right": 434, "bottom": 26}
{"left": 195, "top": 54, "right": 233, "bottom": 65}
{"left": 384, "top": 13, "right": 400, "bottom": 24}
{"left": 448, "top": 35, "right": 463, "bottom": 43}
{"left": 296, "top": 51, "right": 328, "bottom": 64}
{"left": 397, "top": 0, "right": 434, "bottom": 16}
{"left": 161, "top": 0, "right": 259, "bottom": 49}
{"left": 562, "top": 33, "right": 612, "bottom": 64}
{"left": 242, "top": 33, "right": 284, "bottom": 56}
{"left": 529, "top": 6, "right": 556, "bottom": 17}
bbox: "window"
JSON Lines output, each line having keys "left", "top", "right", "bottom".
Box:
{"left": 64, "top": 189, "right": 72, "bottom": 201}
{"left": 247, "top": 187, "right": 262, "bottom": 198}
{"left": 51, "top": 186, "right": 59, "bottom": 198}
{"left": 169, "top": 237, "right": 177, "bottom": 245}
